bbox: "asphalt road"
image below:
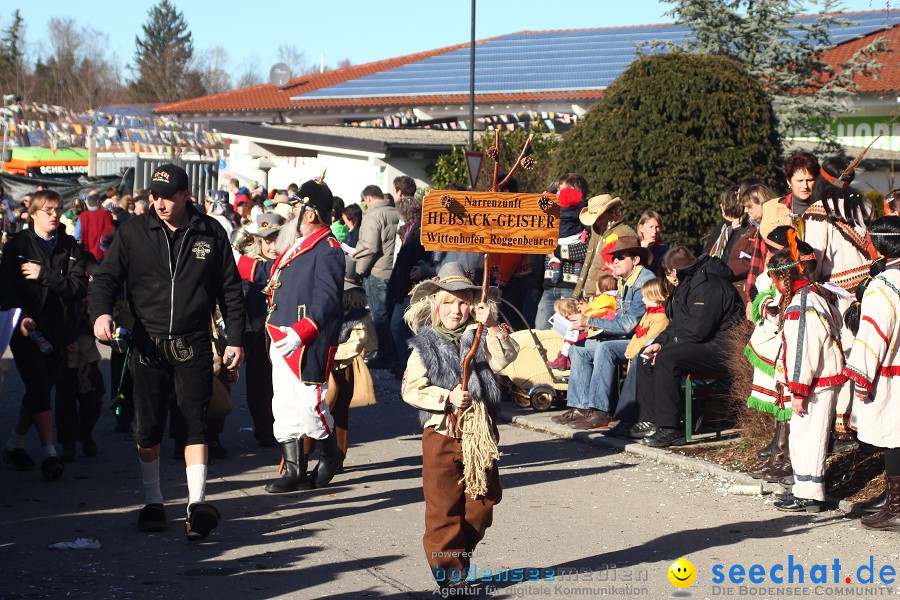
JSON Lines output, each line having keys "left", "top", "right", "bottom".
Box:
{"left": 1, "top": 350, "right": 898, "bottom": 600}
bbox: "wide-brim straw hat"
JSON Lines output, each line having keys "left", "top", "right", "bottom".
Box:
{"left": 759, "top": 199, "right": 793, "bottom": 242}
{"left": 409, "top": 262, "right": 497, "bottom": 306}
{"left": 579, "top": 194, "right": 624, "bottom": 226}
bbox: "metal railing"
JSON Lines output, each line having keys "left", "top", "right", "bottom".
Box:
{"left": 93, "top": 154, "right": 218, "bottom": 197}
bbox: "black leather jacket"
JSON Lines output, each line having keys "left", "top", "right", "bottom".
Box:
{"left": 89, "top": 204, "right": 246, "bottom": 344}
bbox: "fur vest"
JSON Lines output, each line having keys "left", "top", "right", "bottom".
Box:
{"left": 408, "top": 326, "right": 502, "bottom": 426}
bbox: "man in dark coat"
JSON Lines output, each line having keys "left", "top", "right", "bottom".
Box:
{"left": 633, "top": 249, "right": 743, "bottom": 447}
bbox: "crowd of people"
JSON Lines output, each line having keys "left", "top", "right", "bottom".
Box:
{"left": 0, "top": 155, "right": 898, "bottom": 590}
{"left": 542, "top": 153, "right": 900, "bottom": 531}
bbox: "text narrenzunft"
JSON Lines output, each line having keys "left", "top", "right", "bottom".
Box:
{"left": 420, "top": 190, "right": 560, "bottom": 255}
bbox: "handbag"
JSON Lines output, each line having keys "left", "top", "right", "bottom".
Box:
{"left": 349, "top": 355, "right": 376, "bottom": 408}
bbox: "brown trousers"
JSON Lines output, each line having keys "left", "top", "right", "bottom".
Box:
{"left": 422, "top": 426, "right": 502, "bottom": 574}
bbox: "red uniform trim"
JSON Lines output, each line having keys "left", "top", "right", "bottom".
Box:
{"left": 843, "top": 367, "right": 873, "bottom": 391}
{"left": 290, "top": 316, "right": 319, "bottom": 346}
{"left": 812, "top": 374, "right": 847, "bottom": 388}
{"left": 882, "top": 366, "right": 900, "bottom": 377}
{"left": 786, "top": 375, "right": 846, "bottom": 396}
{"left": 787, "top": 381, "right": 811, "bottom": 397}
{"left": 314, "top": 384, "right": 332, "bottom": 435}
{"left": 265, "top": 323, "right": 303, "bottom": 379}
{"left": 236, "top": 255, "right": 258, "bottom": 282}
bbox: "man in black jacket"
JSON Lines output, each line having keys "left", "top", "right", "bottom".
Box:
{"left": 633, "top": 248, "right": 742, "bottom": 447}
{"left": 90, "top": 164, "right": 246, "bottom": 541}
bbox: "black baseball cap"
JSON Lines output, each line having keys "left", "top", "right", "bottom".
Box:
{"left": 149, "top": 163, "right": 189, "bottom": 198}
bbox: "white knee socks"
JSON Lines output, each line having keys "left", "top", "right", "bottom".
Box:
{"left": 186, "top": 464, "right": 207, "bottom": 513}
{"left": 140, "top": 458, "right": 163, "bottom": 505}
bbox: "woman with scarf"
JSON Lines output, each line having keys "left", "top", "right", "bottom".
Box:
{"left": 401, "top": 263, "right": 518, "bottom": 591}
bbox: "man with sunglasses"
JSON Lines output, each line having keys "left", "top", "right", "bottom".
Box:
{"left": 90, "top": 163, "right": 246, "bottom": 541}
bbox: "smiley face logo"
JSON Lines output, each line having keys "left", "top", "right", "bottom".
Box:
{"left": 668, "top": 558, "right": 696, "bottom": 588}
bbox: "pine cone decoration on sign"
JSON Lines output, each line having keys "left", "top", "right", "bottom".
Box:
{"left": 440, "top": 195, "right": 452, "bottom": 208}
{"left": 538, "top": 196, "right": 552, "bottom": 212}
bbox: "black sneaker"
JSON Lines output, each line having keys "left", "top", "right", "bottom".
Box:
{"left": 185, "top": 503, "right": 220, "bottom": 541}
{"left": 628, "top": 422, "right": 657, "bottom": 439}
{"left": 138, "top": 503, "right": 167, "bottom": 532}
{"left": 3, "top": 447, "right": 36, "bottom": 471}
{"left": 604, "top": 421, "right": 634, "bottom": 438}
{"left": 41, "top": 456, "right": 65, "bottom": 480}
{"left": 640, "top": 427, "right": 686, "bottom": 448}
{"left": 774, "top": 494, "right": 823, "bottom": 513}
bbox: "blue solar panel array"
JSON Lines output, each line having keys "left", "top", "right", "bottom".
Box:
{"left": 295, "top": 10, "right": 897, "bottom": 100}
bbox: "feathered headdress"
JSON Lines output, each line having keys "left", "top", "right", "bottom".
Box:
{"left": 838, "top": 135, "right": 881, "bottom": 186}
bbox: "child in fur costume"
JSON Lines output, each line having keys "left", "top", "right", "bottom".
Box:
{"left": 401, "top": 262, "right": 518, "bottom": 590}
{"left": 768, "top": 241, "right": 845, "bottom": 513}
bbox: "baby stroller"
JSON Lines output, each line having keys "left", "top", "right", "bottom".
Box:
{"left": 497, "top": 299, "right": 569, "bottom": 412}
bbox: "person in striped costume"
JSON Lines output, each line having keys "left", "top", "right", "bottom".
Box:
{"left": 767, "top": 240, "right": 846, "bottom": 513}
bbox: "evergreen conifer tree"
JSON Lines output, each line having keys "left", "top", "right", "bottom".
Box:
{"left": 643, "top": 0, "right": 888, "bottom": 148}
{"left": 130, "top": 0, "right": 199, "bottom": 103}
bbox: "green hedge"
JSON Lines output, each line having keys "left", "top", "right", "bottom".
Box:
{"left": 553, "top": 53, "right": 783, "bottom": 249}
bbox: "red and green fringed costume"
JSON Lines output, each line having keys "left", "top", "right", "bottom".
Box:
{"left": 744, "top": 274, "right": 792, "bottom": 422}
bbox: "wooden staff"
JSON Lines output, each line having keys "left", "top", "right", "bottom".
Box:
{"left": 460, "top": 127, "right": 535, "bottom": 394}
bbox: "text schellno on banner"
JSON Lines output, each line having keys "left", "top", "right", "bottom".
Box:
{"left": 420, "top": 190, "right": 560, "bottom": 255}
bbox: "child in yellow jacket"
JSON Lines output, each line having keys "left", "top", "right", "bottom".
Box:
{"left": 625, "top": 278, "right": 670, "bottom": 365}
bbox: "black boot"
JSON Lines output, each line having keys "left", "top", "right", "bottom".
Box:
{"left": 309, "top": 432, "right": 344, "bottom": 488}
{"left": 265, "top": 439, "right": 311, "bottom": 493}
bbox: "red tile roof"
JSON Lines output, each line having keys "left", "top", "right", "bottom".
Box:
{"left": 818, "top": 24, "right": 899, "bottom": 93}
{"left": 156, "top": 16, "right": 898, "bottom": 116}
{"left": 155, "top": 39, "right": 481, "bottom": 115}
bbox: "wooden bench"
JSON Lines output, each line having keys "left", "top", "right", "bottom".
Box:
{"left": 684, "top": 372, "right": 731, "bottom": 442}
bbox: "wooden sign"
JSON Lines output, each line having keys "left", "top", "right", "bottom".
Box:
{"left": 420, "top": 190, "right": 559, "bottom": 254}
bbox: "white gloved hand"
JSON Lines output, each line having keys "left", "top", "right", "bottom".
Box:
{"left": 274, "top": 326, "right": 302, "bottom": 356}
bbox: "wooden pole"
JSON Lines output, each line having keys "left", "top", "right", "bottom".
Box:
{"left": 459, "top": 128, "right": 534, "bottom": 394}
{"left": 460, "top": 127, "right": 501, "bottom": 395}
